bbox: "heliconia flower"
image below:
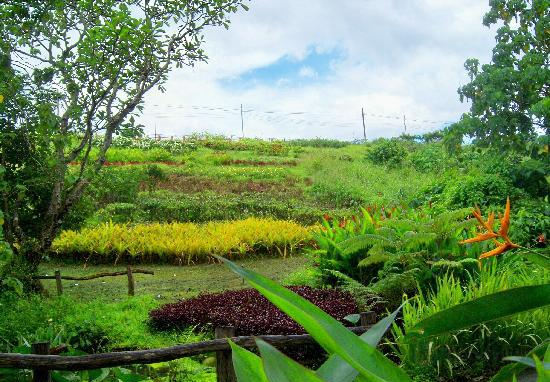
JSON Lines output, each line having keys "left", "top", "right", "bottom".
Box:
{"left": 479, "top": 241, "right": 518, "bottom": 259}
{"left": 499, "top": 197, "right": 511, "bottom": 237}
{"left": 459, "top": 232, "right": 499, "bottom": 244}
{"left": 461, "top": 197, "right": 519, "bottom": 261}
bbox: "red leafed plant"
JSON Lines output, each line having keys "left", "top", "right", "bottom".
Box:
{"left": 149, "top": 286, "right": 357, "bottom": 335}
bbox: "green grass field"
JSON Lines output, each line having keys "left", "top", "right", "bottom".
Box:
{"left": 39, "top": 255, "right": 308, "bottom": 302}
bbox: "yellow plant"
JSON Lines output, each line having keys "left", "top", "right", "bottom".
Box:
{"left": 52, "top": 218, "right": 311, "bottom": 264}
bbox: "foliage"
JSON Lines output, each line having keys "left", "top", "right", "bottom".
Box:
{"left": 185, "top": 134, "right": 293, "bottom": 156}
{"left": 149, "top": 286, "right": 357, "bottom": 335}
{"left": 365, "top": 138, "right": 408, "bottom": 168}
{"left": 0, "top": 0, "right": 248, "bottom": 273}
{"left": 287, "top": 138, "right": 350, "bottom": 148}
{"left": 220, "top": 256, "right": 550, "bottom": 382}
{"left": 452, "top": 0, "right": 549, "bottom": 151}
{"left": 311, "top": 206, "right": 478, "bottom": 288}
{"left": 52, "top": 218, "right": 311, "bottom": 264}
{"left": 92, "top": 135, "right": 196, "bottom": 155}
{"left": 91, "top": 190, "right": 346, "bottom": 226}
{"left": 393, "top": 263, "right": 550, "bottom": 380}
{"left": 441, "top": 173, "right": 521, "bottom": 208}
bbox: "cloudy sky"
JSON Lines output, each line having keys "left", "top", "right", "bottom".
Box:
{"left": 139, "top": 0, "right": 496, "bottom": 140}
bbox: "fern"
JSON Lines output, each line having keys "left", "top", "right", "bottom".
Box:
{"left": 358, "top": 252, "right": 391, "bottom": 268}
{"left": 338, "top": 234, "right": 395, "bottom": 256}
{"left": 402, "top": 231, "right": 438, "bottom": 249}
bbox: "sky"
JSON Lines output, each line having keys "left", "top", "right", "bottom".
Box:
{"left": 139, "top": 0, "right": 496, "bottom": 141}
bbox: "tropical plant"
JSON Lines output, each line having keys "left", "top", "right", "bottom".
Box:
{"left": 312, "top": 206, "right": 479, "bottom": 286}
{"left": 219, "top": 257, "right": 550, "bottom": 382}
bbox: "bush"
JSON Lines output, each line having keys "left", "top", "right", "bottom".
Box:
{"left": 366, "top": 139, "right": 408, "bottom": 168}
{"left": 149, "top": 286, "right": 358, "bottom": 334}
{"left": 441, "top": 173, "right": 522, "bottom": 208}
{"left": 509, "top": 158, "right": 549, "bottom": 198}
{"left": 408, "top": 144, "right": 454, "bottom": 173}
{"left": 52, "top": 218, "right": 311, "bottom": 264}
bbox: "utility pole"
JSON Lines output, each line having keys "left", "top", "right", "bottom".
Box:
{"left": 240, "top": 104, "right": 244, "bottom": 138}
{"left": 361, "top": 108, "right": 366, "bottom": 141}
{"left": 403, "top": 115, "right": 407, "bottom": 134}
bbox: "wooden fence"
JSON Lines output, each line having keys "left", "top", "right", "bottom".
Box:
{"left": 0, "top": 312, "right": 377, "bottom": 382}
{"left": 32, "top": 266, "right": 154, "bottom": 296}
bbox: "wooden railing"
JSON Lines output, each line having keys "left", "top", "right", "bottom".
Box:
{"left": 0, "top": 312, "right": 377, "bottom": 382}
{"left": 32, "top": 266, "right": 154, "bottom": 296}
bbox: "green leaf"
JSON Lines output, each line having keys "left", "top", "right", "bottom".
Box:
{"left": 517, "top": 250, "right": 550, "bottom": 270}
{"left": 256, "top": 339, "right": 328, "bottom": 382}
{"left": 409, "top": 284, "right": 550, "bottom": 338}
{"left": 218, "top": 256, "right": 411, "bottom": 382}
{"left": 229, "top": 340, "right": 269, "bottom": 382}
{"left": 317, "top": 306, "right": 403, "bottom": 382}
{"left": 503, "top": 356, "right": 550, "bottom": 370}
{"left": 489, "top": 342, "right": 549, "bottom": 382}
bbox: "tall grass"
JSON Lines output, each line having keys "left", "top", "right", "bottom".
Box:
{"left": 392, "top": 260, "right": 550, "bottom": 380}
{"left": 299, "top": 147, "right": 436, "bottom": 208}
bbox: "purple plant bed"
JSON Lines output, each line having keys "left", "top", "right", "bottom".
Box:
{"left": 149, "top": 286, "right": 358, "bottom": 336}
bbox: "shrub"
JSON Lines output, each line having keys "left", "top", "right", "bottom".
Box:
{"left": 365, "top": 139, "right": 408, "bottom": 168}
{"left": 441, "top": 173, "right": 522, "bottom": 208}
{"left": 149, "top": 286, "right": 358, "bottom": 335}
{"left": 408, "top": 144, "right": 453, "bottom": 173}
{"left": 52, "top": 218, "right": 311, "bottom": 264}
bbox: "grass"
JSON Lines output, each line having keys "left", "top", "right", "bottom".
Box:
{"left": 39, "top": 255, "right": 309, "bottom": 302}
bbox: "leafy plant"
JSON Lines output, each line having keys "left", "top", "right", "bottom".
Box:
{"left": 52, "top": 218, "right": 311, "bottom": 264}
{"left": 149, "top": 286, "right": 357, "bottom": 335}
{"left": 366, "top": 139, "right": 408, "bottom": 168}
{"left": 219, "top": 257, "right": 550, "bottom": 382}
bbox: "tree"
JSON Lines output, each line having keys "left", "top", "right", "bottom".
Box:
{"left": 451, "top": 0, "right": 549, "bottom": 152}
{"left": 0, "top": 0, "right": 248, "bottom": 282}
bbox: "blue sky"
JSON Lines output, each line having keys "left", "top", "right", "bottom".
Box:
{"left": 141, "top": 0, "right": 495, "bottom": 140}
{"left": 220, "top": 47, "right": 344, "bottom": 89}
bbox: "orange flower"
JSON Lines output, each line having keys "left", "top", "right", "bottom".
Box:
{"left": 460, "top": 197, "right": 519, "bottom": 261}
{"left": 479, "top": 241, "right": 518, "bottom": 260}
{"left": 499, "top": 197, "right": 511, "bottom": 239}
{"left": 460, "top": 232, "right": 498, "bottom": 244}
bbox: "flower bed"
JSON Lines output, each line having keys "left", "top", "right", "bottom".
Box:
{"left": 149, "top": 286, "right": 358, "bottom": 335}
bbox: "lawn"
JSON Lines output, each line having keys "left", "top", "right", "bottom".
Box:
{"left": 39, "top": 255, "right": 309, "bottom": 302}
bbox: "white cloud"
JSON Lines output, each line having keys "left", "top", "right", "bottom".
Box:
{"left": 298, "top": 66, "right": 317, "bottom": 78}
{"left": 140, "top": 0, "right": 496, "bottom": 140}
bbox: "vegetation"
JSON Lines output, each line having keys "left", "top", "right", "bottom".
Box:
{"left": 450, "top": 0, "right": 549, "bottom": 151}
{"left": 1, "top": 1, "right": 549, "bottom": 381}
{"left": 150, "top": 286, "right": 357, "bottom": 334}
{"left": 52, "top": 218, "right": 311, "bottom": 264}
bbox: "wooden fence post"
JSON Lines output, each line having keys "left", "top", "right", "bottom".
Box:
{"left": 127, "top": 266, "right": 135, "bottom": 296}
{"left": 215, "top": 327, "right": 236, "bottom": 382}
{"left": 360, "top": 311, "right": 377, "bottom": 326}
{"left": 31, "top": 342, "right": 51, "bottom": 382}
{"left": 54, "top": 270, "right": 63, "bottom": 296}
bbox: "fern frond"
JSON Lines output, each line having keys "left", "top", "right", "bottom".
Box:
{"left": 338, "top": 234, "right": 395, "bottom": 256}
{"left": 402, "top": 231, "right": 438, "bottom": 249}
{"left": 358, "top": 252, "right": 391, "bottom": 268}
